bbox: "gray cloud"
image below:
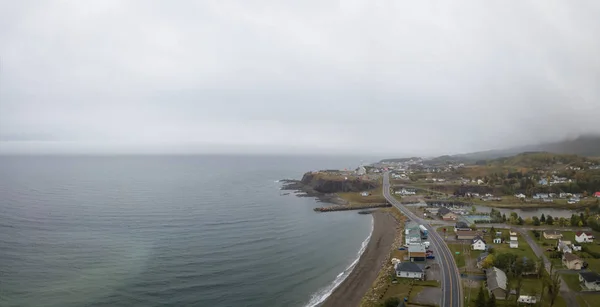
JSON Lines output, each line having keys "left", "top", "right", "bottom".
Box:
{"left": 1, "top": 0, "right": 599, "bottom": 156}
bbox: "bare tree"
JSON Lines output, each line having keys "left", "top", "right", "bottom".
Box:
{"left": 548, "top": 272, "right": 561, "bottom": 307}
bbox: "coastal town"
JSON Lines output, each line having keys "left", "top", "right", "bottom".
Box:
{"left": 282, "top": 152, "right": 600, "bottom": 307}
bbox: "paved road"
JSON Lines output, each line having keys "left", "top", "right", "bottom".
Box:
{"left": 383, "top": 173, "right": 462, "bottom": 307}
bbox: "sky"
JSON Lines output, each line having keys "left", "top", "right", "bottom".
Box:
{"left": 1, "top": 0, "right": 599, "bottom": 156}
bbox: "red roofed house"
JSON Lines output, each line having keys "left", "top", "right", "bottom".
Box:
{"left": 576, "top": 231, "right": 595, "bottom": 243}
{"left": 595, "top": 192, "right": 600, "bottom": 198}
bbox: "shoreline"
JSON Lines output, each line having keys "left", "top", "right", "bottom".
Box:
{"left": 320, "top": 211, "right": 398, "bottom": 307}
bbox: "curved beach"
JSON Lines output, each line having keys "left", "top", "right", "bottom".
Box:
{"left": 321, "top": 211, "right": 398, "bottom": 307}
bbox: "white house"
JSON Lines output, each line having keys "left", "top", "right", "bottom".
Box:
{"left": 395, "top": 262, "right": 425, "bottom": 279}
{"left": 477, "top": 179, "right": 484, "bottom": 185}
{"left": 472, "top": 236, "right": 487, "bottom": 251}
{"left": 515, "top": 193, "right": 526, "bottom": 199}
{"left": 493, "top": 238, "right": 502, "bottom": 244}
{"left": 576, "top": 231, "right": 595, "bottom": 243}
{"left": 558, "top": 240, "right": 573, "bottom": 253}
{"left": 517, "top": 296, "right": 537, "bottom": 304}
{"left": 510, "top": 236, "right": 518, "bottom": 242}
{"left": 579, "top": 272, "right": 600, "bottom": 291}
{"left": 360, "top": 191, "right": 370, "bottom": 197}
{"left": 572, "top": 244, "right": 582, "bottom": 252}
{"left": 510, "top": 240, "right": 519, "bottom": 248}
{"left": 356, "top": 166, "right": 367, "bottom": 175}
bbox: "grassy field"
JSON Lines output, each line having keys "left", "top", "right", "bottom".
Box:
{"left": 447, "top": 243, "right": 467, "bottom": 268}
{"left": 577, "top": 293, "right": 600, "bottom": 307}
{"left": 337, "top": 190, "right": 388, "bottom": 205}
{"left": 561, "top": 273, "right": 581, "bottom": 292}
{"left": 479, "top": 228, "right": 538, "bottom": 260}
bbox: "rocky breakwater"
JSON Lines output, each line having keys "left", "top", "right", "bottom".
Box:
{"left": 281, "top": 171, "right": 379, "bottom": 205}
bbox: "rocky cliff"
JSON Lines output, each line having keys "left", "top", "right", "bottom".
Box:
{"left": 299, "top": 172, "right": 378, "bottom": 193}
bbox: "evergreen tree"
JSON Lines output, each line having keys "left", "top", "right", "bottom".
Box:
{"left": 517, "top": 216, "right": 524, "bottom": 225}
{"left": 502, "top": 214, "right": 507, "bottom": 222}
{"left": 475, "top": 286, "right": 486, "bottom": 307}
{"left": 541, "top": 214, "right": 546, "bottom": 223}
{"left": 547, "top": 215, "right": 554, "bottom": 225}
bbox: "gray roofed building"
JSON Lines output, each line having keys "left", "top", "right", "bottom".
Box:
{"left": 486, "top": 267, "right": 508, "bottom": 300}
{"left": 437, "top": 207, "right": 451, "bottom": 216}
{"left": 579, "top": 271, "right": 600, "bottom": 291}
{"left": 395, "top": 262, "right": 425, "bottom": 279}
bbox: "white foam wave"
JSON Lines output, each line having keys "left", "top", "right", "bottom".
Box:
{"left": 303, "top": 216, "right": 374, "bottom": 307}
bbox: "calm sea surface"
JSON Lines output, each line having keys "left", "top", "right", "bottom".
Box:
{"left": 0, "top": 155, "right": 374, "bottom": 307}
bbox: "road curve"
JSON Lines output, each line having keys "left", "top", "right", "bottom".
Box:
{"left": 383, "top": 172, "right": 462, "bottom": 307}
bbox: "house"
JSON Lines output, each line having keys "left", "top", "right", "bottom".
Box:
{"left": 510, "top": 240, "right": 519, "bottom": 248}
{"left": 472, "top": 236, "right": 487, "bottom": 251}
{"left": 399, "top": 188, "right": 416, "bottom": 195}
{"left": 395, "top": 262, "right": 425, "bottom": 279}
{"left": 437, "top": 207, "right": 451, "bottom": 217}
{"left": 408, "top": 244, "right": 426, "bottom": 262}
{"left": 356, "top": 166, "right": 367, "bottom": 175}
{"left": 477, "top": 179, "right": 484, "bottom": 185}
{"left": 476, "top": 252, "right": 490, "bottom": 269}
{"left": 509, "top": 231, "right": 517, "bottom": 236}
{"left": 486, "top": 267, "right": 508, "bottom": 300}
{"left": 493, "top": 238, "right": 502, "bottom": 244}
{"left": 559, "top": 192, "right": 573, "bottom": 198}
{"left": 533, "top": 193, "right": 549, "bottom": 199}
{"left": 515, "top": 193, "right": 526, "bottom": 199}
{"left": 543, "top": 230, "right": 563, "bottom": 240}
{"left": 538, "top": 179, "right": 548, "bottom": 186}
{"left": 455, "top": 221, "right": 470, "bottom": 231}
{"left": 510, "top": 236, "right": 518, "bottom": 241}
{"left": 562, "top": 253, "right": 584, "bottom": 270}
{"left": 579, "top": 271, "right": 600, "bottom": 291}
{"left": 595, "top": 192, "right": 600, "bottom": 198}
{"left": 360, "top": 191, "right": 369, "bottom": 197}
{"left": 576, "top": 231, "right": 595, "bottom": 243}
{"left": 558, "top": 240, "right": 573, "bottom": 253}
{"left": 572, "top": 244, "right": 582, "bottom": 252}
{"left": 443, "top": 212, "right": 459, "bottom": 221}
{"left": 517, "top": 296, "right": 537, "bottom": 304}
{"left": 405, "top": 229, "right": 421, "bottom": 245}
{"left": 456, "top": 230, "right": 478, "bottom": 240}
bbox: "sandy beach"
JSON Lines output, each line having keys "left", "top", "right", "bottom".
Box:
{"left": 321, "top": 211, "right": 398, "bottom": 307}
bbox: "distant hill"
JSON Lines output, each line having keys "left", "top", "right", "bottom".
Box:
{"left": 456, "top": 135, "right": 600, "bottom": 161}
{"left": 380, "top": 135, "right": 600, "bottom": 164}
{"left": 426, "top": 135, "right": 600, "bottom": 164}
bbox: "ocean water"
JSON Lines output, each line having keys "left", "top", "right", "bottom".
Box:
{"left": 0, "top": 155, "right": 374, "bottom": 307}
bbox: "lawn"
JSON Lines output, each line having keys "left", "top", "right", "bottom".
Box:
{"left": 483, "top": 229, "right": 538, "bottom": 260}
{"left": 338, "top": 190, "right": 388, "bottom": 205}
{"left": 577, "top": 293, "right": 600, "bottom": 307}
{"left": 447, "top": 243, "right": 467, "bottom": 268}
{"left": 561, "top": 273, "right": 581, "bottom": 292}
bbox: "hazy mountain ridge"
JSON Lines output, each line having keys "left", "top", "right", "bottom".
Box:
{"left": 382, "top": 135, "right": 600, "bottom": 164}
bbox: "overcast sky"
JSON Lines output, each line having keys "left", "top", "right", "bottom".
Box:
{"left": 1, "top": 1, "right": 599, "bottom": 156}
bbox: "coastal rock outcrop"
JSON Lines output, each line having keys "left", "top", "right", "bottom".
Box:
{"left": 299, "top": 172, "right": 377, "bottom": 193}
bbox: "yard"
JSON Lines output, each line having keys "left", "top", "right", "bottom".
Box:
{"left": 561, "top": 273, "right": 581, "bottom": 292}
{"left": 483, "top": 229, "right": 538, "bottom": 260}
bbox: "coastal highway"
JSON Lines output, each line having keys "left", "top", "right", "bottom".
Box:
{"left": 383, "top": 172, "right": 462, "bottom": 307}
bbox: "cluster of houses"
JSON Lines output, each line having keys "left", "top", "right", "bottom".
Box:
{"left": 424, "top": 206, "right": 477, "bottom": 222}
{"left": 542, "top": 230, "right": 600, "bottom": 291}
{"left": 393, "top": 222, "right": 433, "bottom": 280}
{"left": 538, "top": 175, "right": 573, "bottom": 186}
{"left": 394, "top": 188, "right": 416, "bottom": 196}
